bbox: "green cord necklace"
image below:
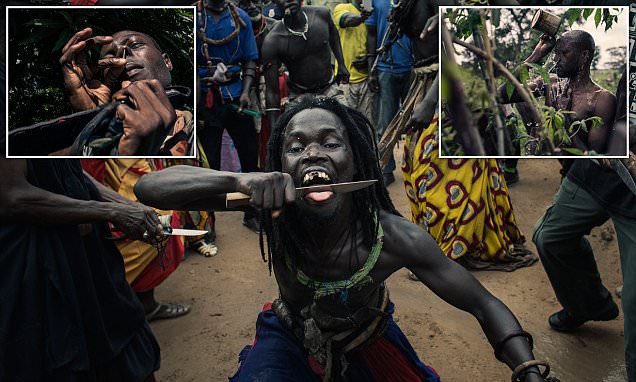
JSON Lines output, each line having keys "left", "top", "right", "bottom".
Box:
{"left": 285, "top": 215, "right": 384, "bottom": 301}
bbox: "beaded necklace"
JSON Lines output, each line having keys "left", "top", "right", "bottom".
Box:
{"left": 284, "top": 214, "right": 384, "bottom": 302}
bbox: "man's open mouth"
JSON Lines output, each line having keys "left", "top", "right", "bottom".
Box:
{"left": 301, "top": 169, "right": 334, "bottom": 203}
{"left": 125, "top": 63, "right": 144, "bottom": 79}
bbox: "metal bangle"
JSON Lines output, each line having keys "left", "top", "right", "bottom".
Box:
{"left": 264, "top": 108, "right": 281, "bottom": 112}
{"left": 511, "top": 360, "right": 550, "bottom": 382}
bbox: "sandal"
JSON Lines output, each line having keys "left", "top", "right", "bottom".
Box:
{"left": 191, "top": 238, "right": 218, "bottom": 257}
{"left": 146, "top": 302, "right": 191, "bottom": 322}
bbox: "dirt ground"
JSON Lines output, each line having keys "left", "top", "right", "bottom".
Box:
{"left": 152, "top": 158, "right": 627, "bottom": 382}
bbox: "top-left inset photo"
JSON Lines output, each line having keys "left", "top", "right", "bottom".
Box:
{"left": 6, "top": 6, "right": 196, "bottom": 157}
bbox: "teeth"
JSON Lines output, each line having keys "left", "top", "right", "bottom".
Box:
{"left": 302, "top": 171, "right": 331, "bottom": 184}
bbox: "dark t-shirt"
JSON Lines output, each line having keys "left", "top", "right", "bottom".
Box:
{"left": 262, "top": 1, "right": 282, "bottom": 20}
{"left": 0, "top": 160, "right": 147, "bottom": 380}
{"left": 567, "top": 159, "right": 636, "bottom": 219}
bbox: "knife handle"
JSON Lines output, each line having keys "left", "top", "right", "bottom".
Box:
{"left": 226, "top": 192, "right": 251, "bottom": 208}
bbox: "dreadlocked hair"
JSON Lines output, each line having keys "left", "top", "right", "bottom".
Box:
{"left": 258, "top": 97, "right": 400, "bottom": 276}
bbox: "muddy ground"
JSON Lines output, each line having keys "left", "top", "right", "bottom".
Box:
{"left": 152, "top": 158, "right": 627, "bottom": 382}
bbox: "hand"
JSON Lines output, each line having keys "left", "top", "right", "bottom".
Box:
{"left": 368, "top": 73, "right": 379, "bottom": 93}
{"left": 336, "top": 65, "right": 350, "bottom": 85}
{"left": 420, "top": 14, "right": 438, "bottom": 41}
{"left": 238, "top": 91, "right": 250, "bottom": 113}
{"left": 60, "top": 28, "right": 126, "bottom": 111}
{"left": 110, "top": 202, "right": 162, "bottom": 242}
{"left": 112, "top": 80, "right": 177, "bottom": 155}
{"left": 407, "top": 99, "right": 436, "bottom": 131}
{"left": 360, "top": 10, "right": 371, "bottom": 21}
{"left": 528, "top": 34, "right": 556, "bottom": 62}
{"left": 235, "top": 172, "right": 295, "bottom": 217}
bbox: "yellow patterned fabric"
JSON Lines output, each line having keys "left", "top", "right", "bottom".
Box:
{"left": 101, "top": 159, "right": 179, "bottom": 283}
{"left": 402, "top": 117, "right": 528, "bottom": 263}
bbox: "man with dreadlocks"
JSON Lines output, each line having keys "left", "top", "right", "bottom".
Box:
{"left": 135, "top": 97, "right": 555, "bottom": 382}
{"left": 376, "top": 0, "right": 536, "bottom": 273}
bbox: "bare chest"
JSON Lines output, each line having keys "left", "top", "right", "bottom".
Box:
{"left": 552, "top": 85, "right": 599, "bottom": 121}
{"left": 277, "top": 17, "right": 330, "bottom": 63}
{"left": 273, "top": 250, "right": 387, "bottom": 317}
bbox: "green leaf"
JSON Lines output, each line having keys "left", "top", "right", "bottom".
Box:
{"left": 59, "top": 11, "right": 74, "bottom": 26}
{"left": 492, "top": 9, "right": 500, "bottom": 28}
{"left": 568, "top": 120, "right": 579, "bottom": 133}
{"left": 566, "top": 9, "right": 580, "bottom": 28}
{"left": 519, "top": 65, "right": 529, "bottom": 85}
{"left": 525, "top": 62, "right": 551, "bottom": 86}
{"left": 25, "top": 19, "right": 67, "bottom": 28}
{"left": 52, "top": 29, "right": 72, "bottom": 53}
{"left": 554, "top": 113, "right": 564, "bottom": 129}
{"left": 562, "top": 147, "right": 585, "bottom": 155}
{"left": 506, "top": 82, "right": 514, "bottom": 101}
{"left": 583, "top": 8, "right": 593, "bottom": 19}
{"left": 594, "top": 9, "right": 602, "bottom": 28}
{"left": 17, "top": 30, "right": 54, "bottom": 46}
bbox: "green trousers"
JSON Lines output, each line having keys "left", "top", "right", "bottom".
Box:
{"left": 533, "top": 177, "right": 636, "bottom": 381}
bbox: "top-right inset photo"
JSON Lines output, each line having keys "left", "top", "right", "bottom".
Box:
{"left": 439, "top": 6, "right": 628, "bottom": 158}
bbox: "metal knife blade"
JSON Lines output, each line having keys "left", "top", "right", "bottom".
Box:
{"left": 163, "top": 228, "right": 209, "bottom": 236}
{"left": 295, "top": 179, "right": 378, "bottom": 193}
{"left": 226, "top": 179, "right": 378, "bottom": 208}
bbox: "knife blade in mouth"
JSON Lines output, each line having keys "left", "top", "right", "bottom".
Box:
{"left": 226, "top": 179, "right": 378, "bottom": 208}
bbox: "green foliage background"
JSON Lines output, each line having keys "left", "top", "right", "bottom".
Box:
{"left": 441, "top": 7, "right": 625, "bottom": 156}
{"left": 8, "top": 8, "right": 194, "bottom": 129}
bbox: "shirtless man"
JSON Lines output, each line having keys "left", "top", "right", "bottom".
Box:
{"left": 135, "top": 98, "right": 553, "bottom": 382}
{"left": 261, "top": 0, "right": 350, "bottom": 127}
{"left": 500, "top": 31, "right": 617, "bottom": 155}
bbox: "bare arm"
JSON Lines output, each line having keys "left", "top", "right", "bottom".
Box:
{"left": 239, "top": 60, "right": 258, "bottom": 111}
{"left": 0, "top": 158, "right": 118, "bottom": 225}
{"left": 366, "top": 24, "right": 378, "bottom": 92}
{"left": 587, "top": 91, "right": 616, "bottom": 153}
{"left": 387, "top": 217, "right": 542, "bottom": 381}
{"left": 327, "top": 9, "right": 349, "bottom": 84}
{"left": 83, "top": 169, "right": 137, "bottom": 206}
{"left": 134, "top": 166, "right": 295, "bottom": 212}
{"left": 0, "top": 157, "right": 161, "bottom": 239}
{"left": 498, "top": 34, "right": 555, "bottom": 104}
{"left": 262, "top": 35, "right": 282, "bottom": 129}
{"left": 339, "top": 12, "right": 367, "bottom": 28}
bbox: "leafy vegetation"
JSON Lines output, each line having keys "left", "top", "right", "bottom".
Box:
{"left": 8, "top": 8, "right": 194, "bottom": 128}
{"left": 441, "top": 8, "right": 625, "bottom": 156}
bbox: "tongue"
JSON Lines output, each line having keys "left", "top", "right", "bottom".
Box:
{"left": 306, "top": 191, "right": 333, "bottom": 202}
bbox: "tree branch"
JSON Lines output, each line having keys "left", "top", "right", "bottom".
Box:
{"left": 452, "top": 36, "right": 556, "bottom": 154}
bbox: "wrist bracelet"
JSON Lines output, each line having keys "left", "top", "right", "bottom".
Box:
{"left": 265, "top": 108, "right": 281, "bottom": 112}
{"left": 511, "top": 360, "right": 550, "bottom": 382}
